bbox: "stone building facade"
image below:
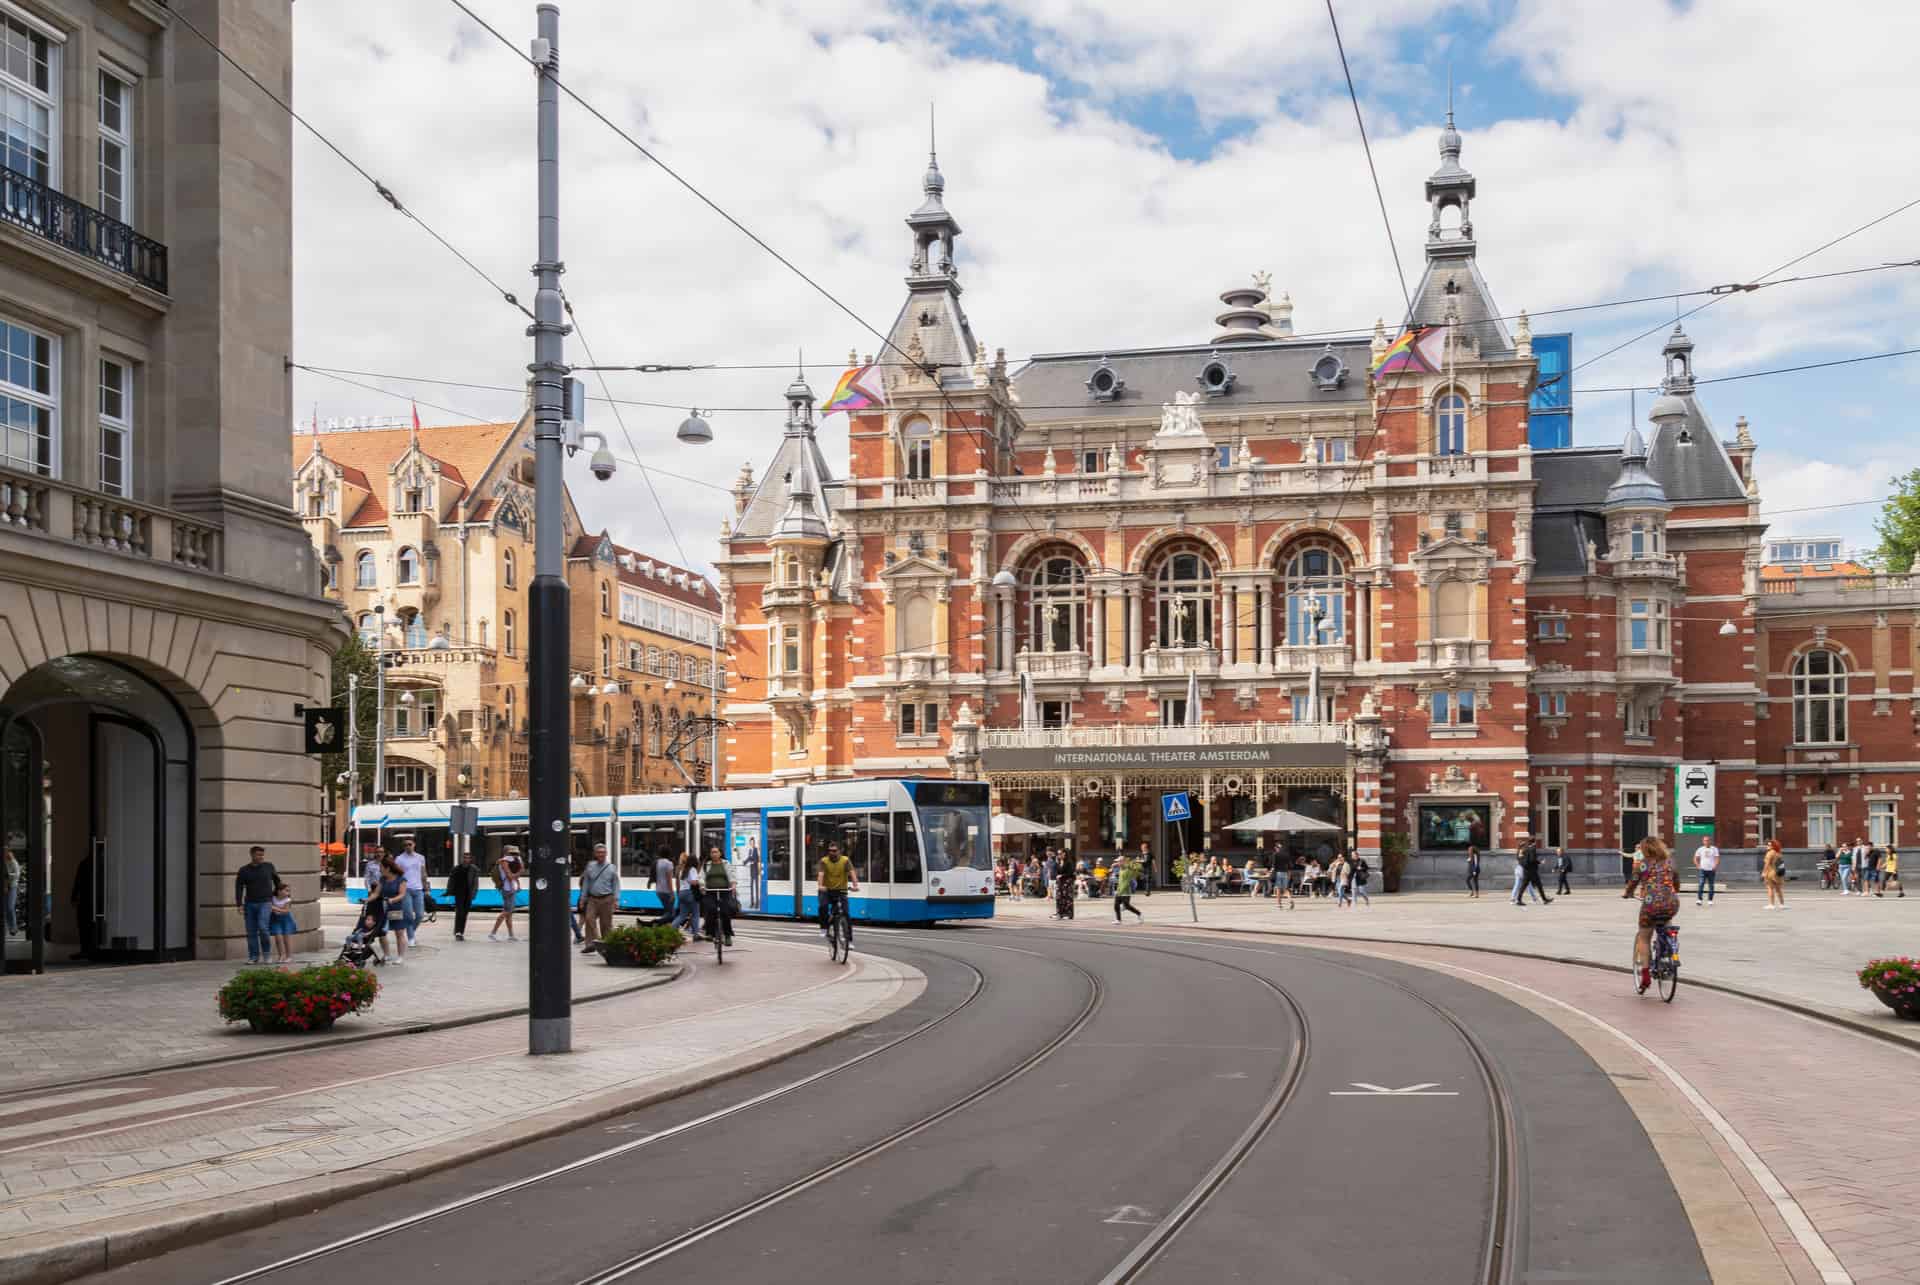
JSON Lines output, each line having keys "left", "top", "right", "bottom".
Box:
{"left": 0, "top": 1, "right": 342, "bottom": 964}
{"left": 716, "top": 114, "right": 1920, "bottom": 885}
{"left": 294, "top": 414, "right": 722, "bottom": 825}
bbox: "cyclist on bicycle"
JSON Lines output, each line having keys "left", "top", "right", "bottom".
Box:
{"left": 817, "top": 842, "right": 859, "bottom": 946}
{"left": 701, "top": 844, "right": 734, "bottom": 948}
{"left": 1622, "top": 835, "right": 1680, "bottom": 993}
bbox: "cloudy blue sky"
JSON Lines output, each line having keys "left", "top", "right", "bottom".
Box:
{"left": 291, "top": 0, "right": 1920, "bottom": 567}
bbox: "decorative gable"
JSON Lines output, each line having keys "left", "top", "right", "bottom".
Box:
{"left": 1411, "top": 534, "right": 1494, "bottom": 586}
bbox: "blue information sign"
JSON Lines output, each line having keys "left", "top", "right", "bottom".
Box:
{"left": 1161, "top": 792, "right": 1191, "bottom": 823}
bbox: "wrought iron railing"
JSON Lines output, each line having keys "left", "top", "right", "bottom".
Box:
{"left": 0, "top": 165, "right": 168, "bottom": 293}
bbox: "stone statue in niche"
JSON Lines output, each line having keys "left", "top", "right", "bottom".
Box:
{"left": 1157, "top": 390, "right": 1207, "bottom": 438}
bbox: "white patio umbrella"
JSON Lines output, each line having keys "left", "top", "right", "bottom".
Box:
{"left": 1184, "top": 667, "right": 1201, "bottom": 727}
{"left": 992, "top": 812, "right": 1061, "bottom": 837}
{"left": 1019, "top": 670, "right": 1038, "bottom": 730}
{"left": 1226, "top": 808, "right": 1342, "bottom": 833}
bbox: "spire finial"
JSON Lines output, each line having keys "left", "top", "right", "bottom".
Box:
{"left": 1447, "top": 61, "right": 1453, "bottom": 123}
{"left": 929, "top": 101, "right": 936, "bottom": 164}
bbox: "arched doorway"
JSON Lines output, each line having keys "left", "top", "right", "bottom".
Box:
{"left": 1, "top": 656, "right": 195, "bottom": 970}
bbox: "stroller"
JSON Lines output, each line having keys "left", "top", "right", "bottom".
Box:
{"left": 336, "top": 907, "right": 384, "bottom": 969}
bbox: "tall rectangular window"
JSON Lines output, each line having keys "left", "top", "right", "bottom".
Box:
{"left": 781, "top": 626, "right": 800, "bottom": 675}
{"left": 0, "top": 318, "right": 55, "bottom": 476}
{"left": 1870, "top": 800, "right": 1897, "bottom": 848}
{"left": 898, "top": 702, "right": 916, "bottom": 735}
{"left": 1541, "top": 784, "right": 1566, "bottom": 850}
{"left": 922, "top": 703, "right": 940, "bottom": 736}
{"left": 1, "top": 14, "right": 56, "bottom": 185}
{"left": 1757, "top": 801, "right": 1776, "bottom": 845}
{"left": 98, "top": 358, "right": 130, "bottom": 497}
{"left": 98, "top": 70, "right": 132, "bottom": 223}
{"left": 1629, "top": 600, "right": 1650, "bottom": 651}
{"left": 1630, "top": 520, "right": 1646, "bottom": 557}
{"left": 1431, "top": 689, "right": 1475, "bottom": 726}
{"left": 1807, "top": 802, "right": 1836, "bottom": 849}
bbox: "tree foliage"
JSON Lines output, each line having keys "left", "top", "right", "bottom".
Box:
{"left": 322, "top": 633, "right": 380, "bottom": 803}
{"left": 1872, "top": 468, "right": 1920, "bottom": 574}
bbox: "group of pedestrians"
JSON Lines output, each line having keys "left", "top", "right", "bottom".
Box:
{"left": 1827, "top": 839, "right": 1904, "bottom": 897}
{"left": 646, "top": 845, "right": 736, "bottom": 947}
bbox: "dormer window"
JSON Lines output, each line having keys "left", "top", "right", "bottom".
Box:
{"left": 1197, "top": 352, "right": 1236, "bottom": 398}
{"left": 1085, "top": 358, "right": 1125, "bottom": 402}
{"left": 1309, "top": 345, "right": 1349, "bottom": 391}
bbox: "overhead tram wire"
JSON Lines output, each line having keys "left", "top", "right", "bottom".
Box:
{"left": 298, "top": 336, "right": 1920, "bottom": 417}
{"left": 293, "top": 363, "right": 733, "bottom": 496}
{"left": 163, "top": 2, "right": 532, "bottom": 323}
{"left": 1571, "top": 192, "right": 1920, "bottom": 377}
{"left": 1325, "top": 0, "right": 1412, "bottom": 320}
{"left": 562, "top": 293, "right": 695, "bottom": 569}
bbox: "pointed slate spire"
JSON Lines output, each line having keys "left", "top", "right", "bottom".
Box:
{"left": 1605, "top": 420, "right": 1670, "bottom": 511}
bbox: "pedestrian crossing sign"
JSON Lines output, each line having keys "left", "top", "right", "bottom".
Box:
{"left": 1162, "top": 792, "right": 1191, "bottom": 822}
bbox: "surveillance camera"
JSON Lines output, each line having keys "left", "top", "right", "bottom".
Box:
{"left": 589, "top": 445, "right": 616, "bottom": 482}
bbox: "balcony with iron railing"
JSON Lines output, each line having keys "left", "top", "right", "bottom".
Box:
{"left": 1, "top": 468, "right": 220, "bottom": 572}
{"left": 0, "top": 165, "right": 168, "bottom": 294}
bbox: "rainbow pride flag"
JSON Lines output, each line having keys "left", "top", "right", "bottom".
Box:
{"left": 1370, "top": 327, "right": 1434, "bottom": 377}
{"left": 822, "top": 364, "right": 884, "bottom": 414}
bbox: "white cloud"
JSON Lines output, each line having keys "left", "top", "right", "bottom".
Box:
{"left": 290, "top": 0, "right": 1920, "bottom": 573}
{"left": 1758, "top": 453, "right": 1901, "bottom": 554}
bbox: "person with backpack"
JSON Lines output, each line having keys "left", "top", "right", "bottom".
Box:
{"left": 1350, "top": 854, "right": 1372, "bottom": 908}
{"left": 488, "top": 846, "right": 523, "bottom": 942}
{"left": 1555, "top": 848, "right": 1575, "bottom": 897}
{"left": 1465, "top": 846, "right": 1482, "bottom": 898}
{"left": 1112, "top": 856, "right": 1143, "bottom": 923}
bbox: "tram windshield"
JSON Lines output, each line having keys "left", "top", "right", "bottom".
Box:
{"left": 912, "top": 783, "right": 991, "bottom": 873}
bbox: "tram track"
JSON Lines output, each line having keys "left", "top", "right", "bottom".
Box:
{"left": 1078, "top": 929, "right": 1525, "bottom": 1285}
{"left": 205, "top": 934, "right": 1098, "bottom": 1285}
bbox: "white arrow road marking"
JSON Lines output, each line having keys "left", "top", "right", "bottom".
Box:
{"left": 1104, "top": 1205, "right": 1157, "bottom": 1225}
{"left": 1328, "top": 1082, "right": 1460, "bottom": 1096}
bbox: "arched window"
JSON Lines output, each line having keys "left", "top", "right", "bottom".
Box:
{"left": 1435, "top": 393, "right": 1467, "bottom": 456}
{"left": 1152, "top": 546, "right": 1215, "bottom": 648}
{"left": 647, "top": 706, "right": 663, "bottom": 755}
{"left": 600, "top": 635, "right": 612, "bottom": 676}
{"left": 898, "top": 592, "right": 935, "bottom": 653}
{"left": 1281, "top": 546, "right": 1347, "bottom": 645}
{"left": 503, "top": 609, "right": 516, "bottom": 656}
{"left": 1792, "top": 649, "right": 1848, "bottom": 745}
{"left": 355, "top": 550, "right": 376, "bottom": 589}
{"left": 1433, "top": 579, "right": 1473, "bottom": 639}
{"left": 397, "top": 547, "right": 419, "bottom": 585}
{"left": 903, "top": 416, "right": 933, "bottom": 480}
{"left": 599, "top": 580, "right": 611, "bottom": 616}
{"left": 477, "top": 618, "right": 489, "bottom": 647}
{"left": 1024, "top": 553, "right": 1088, "bottom": 653}
{"left": 503, "top": 548, "right": 516, "bottom": 589}
{"left": 357, "top": 612, "right": 378, "bottom": 644}
{"left": 665, "top": 652, "right": 680, "bottom": 681}
{"left": 404, "top": 615, "right": 427, "bottom": 648}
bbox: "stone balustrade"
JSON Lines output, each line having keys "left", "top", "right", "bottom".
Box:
{"left": 1, "top": 468, "right": 223, "bottom": 573}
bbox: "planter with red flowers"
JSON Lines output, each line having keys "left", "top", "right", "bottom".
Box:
{"left": 218, "top": 963, "right": 381, "bottom": 1034}
{"left": 1858, "top": 957, "right": 1920, "bottom": 1020}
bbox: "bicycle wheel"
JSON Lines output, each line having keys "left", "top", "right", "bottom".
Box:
{"left": 1658, "top": 962, "right": 1678, "bottom": 1002}
{"left": 714, "top": 924, "right": 725, "bottom": 965}
{"left": 1630, "top": 942, "right": 1644, "bottom": 994}
{"left": 836, "top": 909, "right": 850, "bottom": 964}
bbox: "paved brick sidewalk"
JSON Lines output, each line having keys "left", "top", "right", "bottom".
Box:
{"left": 996, "top": 885, "right": 1919, "bottom": 1039}
{"left": 0, "top": 899, "right": 674, "bottom": 1091}
{"left": 0, "top": 932, "right": 919, "bottom": 1283}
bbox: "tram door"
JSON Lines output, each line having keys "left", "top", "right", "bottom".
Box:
{"left": 729, "top": 809, "right": 762, "bottom": 911}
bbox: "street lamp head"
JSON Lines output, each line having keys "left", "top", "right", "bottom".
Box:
{"left": 676, "top": 410, "right": 714, "bottom": 445}
{"left": 428, "top": 632, "right": 452, "bottom": 651}
{"left": 1718, "top": 620, "right": 1738, "bottom": 636}
{"left": 664, "top": 679, "right": 676, "bottom": 691}
{"left": 570, "top": 673, "right": 589, "bottom": 691}
{"left": 398, "top": 691, "right": 415, "bottom": 704}
{"left": 991, "top": 568, "right": 1017, "bottom": 590}
{"left": 600, "top": 681, "right": 620, "bottom": 695}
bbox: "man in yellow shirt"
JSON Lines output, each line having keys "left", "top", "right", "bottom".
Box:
{"left": 817, "top": 842, "right": 860, "bottom": 945}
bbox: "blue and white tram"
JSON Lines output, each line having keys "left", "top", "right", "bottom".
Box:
{"left": 346, "top": 778, "right": 994, "bottom": 925}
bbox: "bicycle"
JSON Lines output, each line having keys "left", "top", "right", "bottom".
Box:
{"left": 1632, "top": 921, "right": 1680, "bottom": 1002}
{"left": 825, "top": 893, "right": 850, "bottom": 965}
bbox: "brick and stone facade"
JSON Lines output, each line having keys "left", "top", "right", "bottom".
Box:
{"left": 716, "top": 118, "right": 1920, "bottom": 886}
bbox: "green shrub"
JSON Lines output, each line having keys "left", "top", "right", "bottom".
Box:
{"left": 597, "top": 923, "right": 685, "bottom": 966}
{"left": 218, "top": 963, "right": 380, "bottom": 1033}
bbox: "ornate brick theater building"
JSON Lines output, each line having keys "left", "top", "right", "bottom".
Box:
{"left": 715, "top": 115, "right": 1920, "bottom": 886}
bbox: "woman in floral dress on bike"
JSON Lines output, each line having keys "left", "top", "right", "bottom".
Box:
{"left": 1622, "top": 836, "right": 1680, "bottom": 993}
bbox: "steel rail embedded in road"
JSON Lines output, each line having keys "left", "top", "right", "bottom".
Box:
{"left": 1118, "top": 930, "right": 1524, "bottom": 1285}
{"left": 206, "top": 937, "right": 990, "bottom": 1285}
{"left": 565, "top": 942, "right": 1105, "bottom": 1285}
{"left": 1005, "top": 932, "right": 1313, "bottom": 1285}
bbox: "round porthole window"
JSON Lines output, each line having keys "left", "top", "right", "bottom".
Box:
{"left": 1196, "top": 354, "right": 1236, "bottom": 397}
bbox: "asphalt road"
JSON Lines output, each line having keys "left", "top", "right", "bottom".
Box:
{"left": 84, "top": 925, "right": 1708, "bottom": 1285}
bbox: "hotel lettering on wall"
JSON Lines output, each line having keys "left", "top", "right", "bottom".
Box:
{"left": 982, "top": 742, "right": 1347, "bottom": 774}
